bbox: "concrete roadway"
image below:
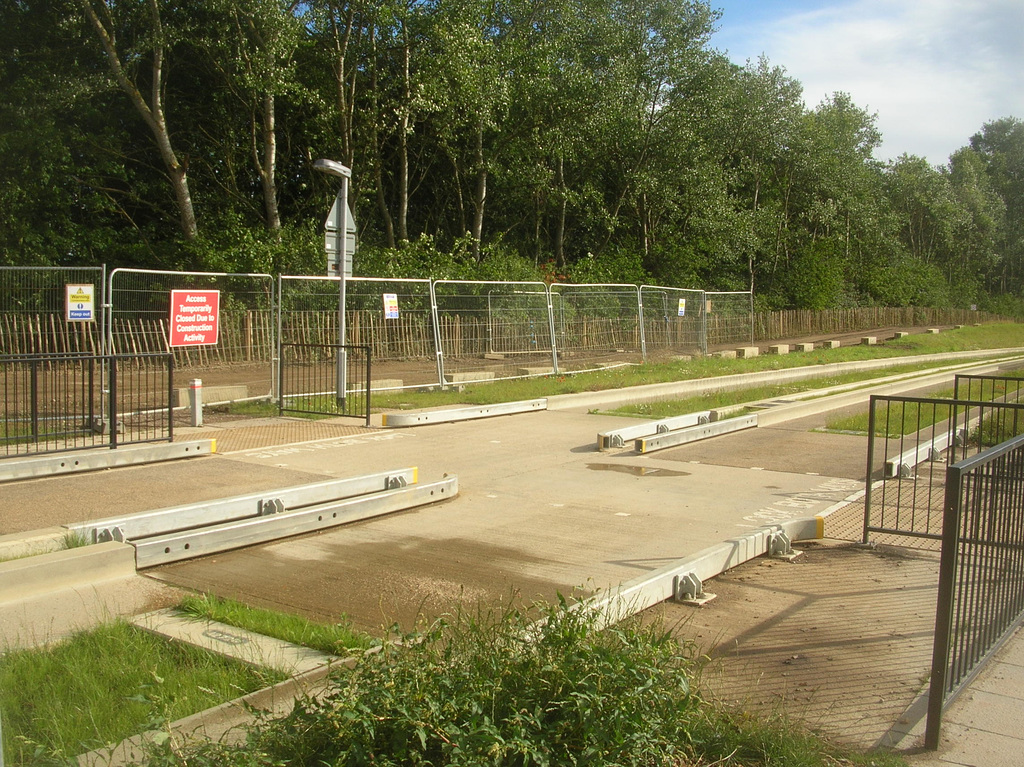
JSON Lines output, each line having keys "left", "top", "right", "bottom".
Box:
{"left": 144, "top": 407, "right": 866, "bottom": 634}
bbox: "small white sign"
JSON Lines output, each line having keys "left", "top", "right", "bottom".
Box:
{"left": 66, "top": 284, "right": 95, "bottom": 322}
{"left": 677, "top": 298, "right": 686, "bottom": 317}
{"left": 383, "top": 293, "right": 400, "bottom": 319}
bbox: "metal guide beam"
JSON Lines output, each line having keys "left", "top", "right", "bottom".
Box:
{"left": 67, "top": 468, "right": 418, "bottom": 543}
{"left": 635, "top": 414, "right": 757, "bottom": 454}
{"left": 382, "top": 399, "right": 546, "bottom": 427}
{"left": 598, "top": 411, "right": 711, "bottom": 451}
{"left": 133, "top": 476, "right": 458, "bottom": 568}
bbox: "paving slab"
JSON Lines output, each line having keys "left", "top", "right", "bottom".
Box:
{"left": 131, "top": 608, "right": 333, "bottom": 675}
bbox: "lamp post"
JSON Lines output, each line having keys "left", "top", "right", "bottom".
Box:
{"left": 313, "top": 158, "right": 352, "bottom": 405}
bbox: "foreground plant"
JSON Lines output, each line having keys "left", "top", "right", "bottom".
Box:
{"left": 144, "top": 598, "right": 906, "bottom": 766}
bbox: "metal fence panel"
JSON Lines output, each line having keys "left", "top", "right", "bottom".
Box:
{"left": 109, "top": 269, "right": 275, "bottom": 401}
{"left": 925, "top": 431, "right": 1024, "bottom": 748}
{"left": 431, "top": 280, "right": 555, "bottom": 384}
{"left": 863, "top": 391, "right": 1024, "bottom": 545}
{"left": 0, "top": 266, "right": 106, "bottom": 355}
{"left": 639, "top": 285, "right": 706, "bottom": 358}
{"left": 549, "top": 283, "right": 642, "bottom": 372}
{"left": 704, "top": 291, "right": 753, "bottom": 347}
{"left": 279, "top": 343, "right": 371, "bottom": 426}
{"left": 0, "top": 352, "right": 172, "bottom": 457}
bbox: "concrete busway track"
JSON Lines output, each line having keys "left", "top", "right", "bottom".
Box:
{"left": 2, "top": 347, "right": 1023, "bottom": 643}
{"left": 140, "top": 351, "right": 1024, "bottom": 634}
{"left": 2, "top": 346, "right": 1024, "bottom": 761}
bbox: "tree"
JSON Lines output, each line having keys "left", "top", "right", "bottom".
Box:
{"left": 77, "top": 0, "right": 199, "bottom": 240}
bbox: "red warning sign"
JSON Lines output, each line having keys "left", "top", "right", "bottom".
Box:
{"left": 169, "top": 290, "right": 220, "bottom": 347}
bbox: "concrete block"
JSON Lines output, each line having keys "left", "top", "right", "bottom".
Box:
{"left": 768, "top": 344, "right": 789, "bottom": 355}
{"left": 0, "top": 541, "right": 136, "bottom": 603}
{"left": 370, "top": 379, "right": 403, "bottom": 391}
{"left": 736, "top": 347, "right": 759, "bottom": 358}
{"left": 927, "top": 328, "right": 940, "bottom": 334}
{"left": 955, "top": 324, "right": 965, "bottom": 329}
{"left": 860, "top": 336, "right": 877, "bottom": 346}
{"left": 0, "top": 528, "right": 66, "bottom": 560}
{"left": 174, "top": 384, "right": 248, "bottom": 408}
{"left": 823, "top": 340, "right": 841, "bottom": 349}
{"left": 444, "top": 371, "right": 495, "bottom": 383}
{"left": 483, "top": 353, "right": 505, "bottom": 360}
{"left": 893, "top": 331, "right": 910, "bottom": 339}
{"left": 796, "top": 343, "right": 815, "bottom": 352}
{"left": 517, "top": 367, "right": 555, "bottom": 376}
{"left": 714, "top": 350, "right": 737, "bottom": 359}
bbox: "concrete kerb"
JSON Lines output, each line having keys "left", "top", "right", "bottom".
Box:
{"left": 0, "top": 541, "right": 136, "bottom": 603}
{"left": 78, "top": 659, "right": 351, "bottom": 767}
{"left": 0, "top": 439, "right": 217, "bottom": 483}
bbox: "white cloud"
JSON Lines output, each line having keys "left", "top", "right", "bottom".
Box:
{"left": 716, "top": 0, "right": 1024, "bottom": 165}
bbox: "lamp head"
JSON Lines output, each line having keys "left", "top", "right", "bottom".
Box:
{"left": 313, "top": 158, "right": 352, "bottom": 179}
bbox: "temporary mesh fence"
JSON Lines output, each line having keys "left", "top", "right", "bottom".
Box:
{"left": 431, "top": 280, "right": 555, "bottom": 383}
{"left": 705, "top": 291, "right": 754, "bottom": 347}
{"left": 0, "top": 266, "right": 106, "bottom": 355}
{"left": 347, "top": 278, "right": 438, "bottom": 390}
{"left": 278, "top": 276, "right": 439, "bottom": 391}
{"left": 108, "top": 268, "right": 275, "bottom": 399}
{"left": 549, "top": 284, "right": 642, "bottom": 372}
{"left": 639, "top": 285, "right": 706, "bottom": 358}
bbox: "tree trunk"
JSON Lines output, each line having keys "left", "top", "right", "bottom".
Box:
{"left": 79, "top": 0, "right": 198, "bottom": 241}
{"left": 471, "top": 124, "right": 486, "bottom": 261}
{"left": 260, "top": 92, "right": 281, "bottom": 233}
{"left": 397, "top": 34, "right": 411, "bottom": 242}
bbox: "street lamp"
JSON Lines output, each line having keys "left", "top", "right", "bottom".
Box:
{"left": 313, "top": 159, "right": 352, "bottom": 405}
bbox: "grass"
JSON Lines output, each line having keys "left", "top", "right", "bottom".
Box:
{"left": 366, "top": 323, "right": 1024, "bottom": 412}
{"left": 605, "top": 361, "right": 945, "bottom": 420}
{"left": 825, "top": 372, "right": 1024, "bottom": 437}
{"left": 0, "top": 621, "right": 285, "bottom": 764}
{"left": 137, "top": 597, "right": 908, "bottom": 767}
{"left": 179, "top": 592, "right": 372, "bottom": 656}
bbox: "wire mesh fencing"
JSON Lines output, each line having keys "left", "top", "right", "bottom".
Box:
{"left": 109, "top": 269, "right": 275, "bottom": 400}
{"left": 705, "top": 291, "right": 754, "bottom": 347}
{"left": 279, "top": 276, "right": 439, "bottom": 393}
{"left": 640, "top": 285, "right": 706, "bottom": 359}
{"left": 431, "top": 280, "right": 555, "bottom": 384}
{"left": 549, "top": 284, "right": 642, "bottom": 373}
{"left": 0, "top": 266, "right": 106, "bottom": 355}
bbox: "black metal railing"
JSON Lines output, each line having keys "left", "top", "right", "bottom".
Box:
{"left": 925, "top": 431, "right": 1024, "bottom": 748}
{"left": 863, "top": 393, "right": 1024, "bottom": 544}
{"left": 1, "top": 352, "right": 174, "bottom": 457}
{"left": 278, "top": 343, "right": 371, "bottom": 426}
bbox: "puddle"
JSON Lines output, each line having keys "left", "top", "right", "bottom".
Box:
{"left": 586, "top": 463, "right": 690, "bottom": 477}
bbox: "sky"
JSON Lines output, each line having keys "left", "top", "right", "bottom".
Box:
{"left": 709, "top": 0, "right": 1024, "bottom": 166}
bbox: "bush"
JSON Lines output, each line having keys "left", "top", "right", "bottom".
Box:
{"left": 150, "top": 597, "right": 699, "bottom": 766}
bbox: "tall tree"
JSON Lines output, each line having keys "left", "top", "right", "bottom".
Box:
{"left": 77, "top": 0, "right": 199, "bottom": 240}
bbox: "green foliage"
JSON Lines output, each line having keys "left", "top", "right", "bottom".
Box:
{"left": 149, "top": 597, "right": 700, "bottom": 765}
{"left": 179, "top": 593, "right": 371, "bottom": 655}
{"left": 0, "top": 0, "right": 1021, "bottom": 314}
{"left": 0, "top": 621, "right": 283, "bottom": 763}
